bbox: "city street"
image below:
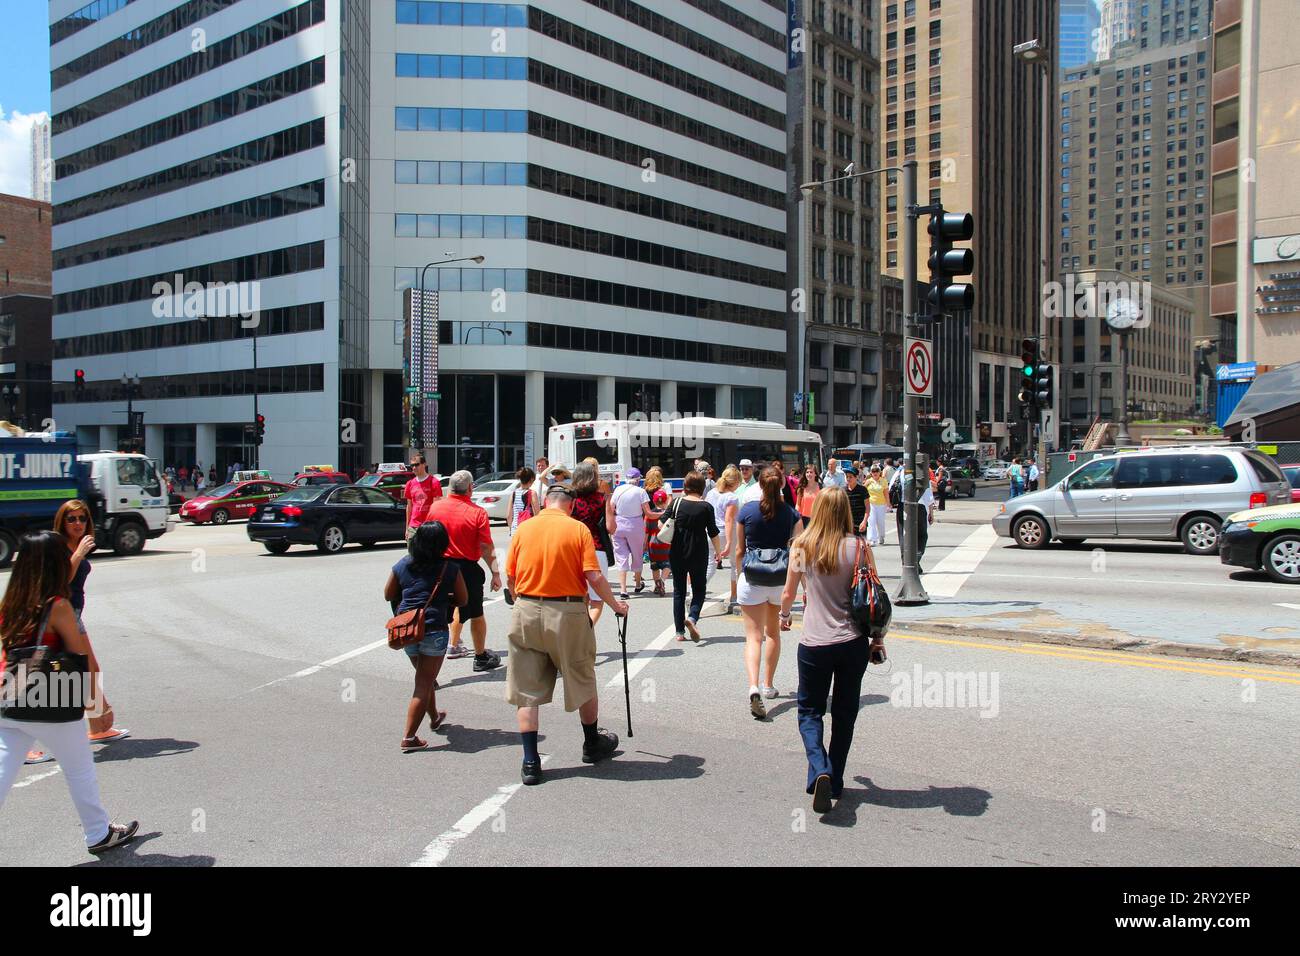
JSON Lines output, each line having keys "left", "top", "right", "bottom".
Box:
{"left": 1, "top": 514, "right": 1296, "bottom": 867}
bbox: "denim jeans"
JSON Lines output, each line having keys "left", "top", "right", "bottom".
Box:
{"left": 796, "top": 636, "right": 870, "bottom": 796}
{"left": 670, "top": 554, "right": 708, "bottom": 634}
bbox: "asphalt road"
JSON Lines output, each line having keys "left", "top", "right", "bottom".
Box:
{"left": 1, "top": 516, "right": 1297, "bottom": 867}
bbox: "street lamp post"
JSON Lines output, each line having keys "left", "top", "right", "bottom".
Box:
{"left": 801, "top": 159, "right": 927, "bottom": 604}
{"left": 120, "top": 373, "right": 141, "bottom": 452}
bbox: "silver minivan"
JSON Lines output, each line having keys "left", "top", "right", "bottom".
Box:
{"left": 992, "top": 447, "right": 1292, "bottom": 554}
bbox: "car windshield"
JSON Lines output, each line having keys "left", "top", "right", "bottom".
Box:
{"left": 476, "top": 481, "right": 513, "bottom": 493}
{"left": 356, "top": 475, "right": 380, "bottom": 486}
{"left": 275, "top": 487, "right": 328, "bottom": 502}
{"left": 1288, "top": 469, "right": 1300, "bottom": 490}
{"left": 208, "top": 483, "right": 240, "bottom": 498}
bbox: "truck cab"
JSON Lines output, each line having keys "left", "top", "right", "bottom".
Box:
{"left": 77, "top": 452, "right": 173, "bottom": 557}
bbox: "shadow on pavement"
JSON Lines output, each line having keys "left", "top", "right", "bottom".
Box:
{"left": 93, "top": 737, "right": 199, "bottom": 764}
{"left": 540, "top": 752, "right": 706, "bottom": 784}
{"left": 73, "top": 832, "right": 215, "bottom": 867}
{"left": 765, "top": 693, "right": 890, "bottom": 722}
{"left": 820, "top": 775, "right": 992, "bottom": 827}
{"left": 427, "top": 725, "right": 527, "bottom": 755}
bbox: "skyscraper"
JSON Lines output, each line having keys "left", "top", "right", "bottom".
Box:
{"left": 1060, "top": 0, "right": 1102, "bottom": 70}
{"left": 30, "top": 117, "right": 51, "bottom": 204}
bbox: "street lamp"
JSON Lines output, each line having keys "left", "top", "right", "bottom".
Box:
{"left": 1014, "top": 36, "right": 1053, "bottom": 461}
{"left": 801, "top": 161, "right": 929, "bottom": 605}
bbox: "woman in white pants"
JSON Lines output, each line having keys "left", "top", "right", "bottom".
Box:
{"left": 0, "top": 531, "right": 138, "bottom": 854}
{"left": 864, "top": 464, "right": 890, "bottom": 547}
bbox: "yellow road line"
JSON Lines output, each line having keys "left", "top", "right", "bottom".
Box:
{"left": 890, "top": 631, "right": 1300, "bottom": 686}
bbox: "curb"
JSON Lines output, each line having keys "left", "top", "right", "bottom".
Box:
{"left": 893, "top": 620, "right": 1300, "bottom": 668}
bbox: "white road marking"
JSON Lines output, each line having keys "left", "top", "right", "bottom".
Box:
{"left": 977, "top": 572, "right": 1297, "bottom": 591}
{"left": 14, "top": 768, "right": 62, "bottom": 789}
{"left": 249, "top": 594, "right": 506, "bottom": 691}
{"left": 410, "top": 754, "right": 551, "bottom": 867}
{"left": 605, "top": 601, "right": 721, "bottom": 688}
{"left": 1278, "top": 603, "right": 1300, "bottom": 611}
{"left": 920, "top": 525, "right": 999, "bottom": 597}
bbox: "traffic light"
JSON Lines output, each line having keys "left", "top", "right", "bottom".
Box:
{"left": 925, "top": 207, "right": 975, "bottom": 320}
{"left": 255, "top": 413, "right": 266, "bottom": 445}
{"left": 1033, "top": 364, "right": 1054, "bottom": 408}
{"left": 1018, "top": 338, "right": 1040, "bottom": 412}
{"left": 410, "top": 403, "right": 423, "bottom": 443}
{"left": 74, "top": 369, "right": 86, "bottom": 398}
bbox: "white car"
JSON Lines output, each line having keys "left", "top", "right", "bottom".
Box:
{"left": 471, "top": 479, "right": 519, "bottom": 523}
{"left": 981, "top": 461, "right": 1010, "bottom": 480}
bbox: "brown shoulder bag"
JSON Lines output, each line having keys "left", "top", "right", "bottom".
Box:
{"left": 386, "top": 564, "right": 447, "bottom": 650}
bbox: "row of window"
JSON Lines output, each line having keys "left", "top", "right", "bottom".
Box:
{"left": 55, "top": 364, "right": 325, "bottom": 405}
{"left": 55, "top": 182, "right": 325, "bottom": 270}
{"left": 395, "top": 267, "right": 527, "bottom": 292}
{"left": 527, "top": 59, "right": 784, "bottom": 170}
{"left": 395, "top": 160, "right": 526, "bottom": 185}
{"left": 53, "top": 0, "right": 323, "bottom": 135}
{"left": 522, "top": 322, "right": 784, "bottom": 370}
{"left": 395, "top": 213, "right": 527, "bottom": 240}
{"left": 528, "top": 7, "right": 784, "bottom": 131}
{"left": 55, "top": 120, "right": 325, "bottom": 226}
{"left": 57, "top": 59, "right": 325, "bottom": 180}
{"left": 395, "top": 106, "right": 527, "bottom": 133}
{"left": 53, "top": 0, "right": 242, "bottom": 90}
{"left": 50, "top": 0, "right": 135, "bottom": 44}
{"left": 396, "top": 1, "right": 527, "bottom": 26}
{"left": 395, "top": 54, "right": 527, "bottom": 80}
{"left": 525, "top": 270, "right": 783, "bottom": 329}
{"left": 528, "top": 112, "right": 785, "bottom": 211}
{"left": 52, "top": 304, "right": 325, "bottom": 360}
{"left": 55, "top": 242, "right": 325, "bottom": 314}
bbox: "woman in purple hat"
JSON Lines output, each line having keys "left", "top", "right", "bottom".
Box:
{"left": 606, "top": 467, "right": 660, "bottom": 600}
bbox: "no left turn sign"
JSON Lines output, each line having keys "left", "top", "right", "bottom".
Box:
{"left": 905, "top": 337, "right": 933, "bottom": 397}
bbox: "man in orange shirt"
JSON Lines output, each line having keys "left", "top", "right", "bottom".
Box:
{"left": 429, "top": 470, "right": 501, "bottom": 671}
{"left": 505, "top": 482, "right": 628, "bottom": 786}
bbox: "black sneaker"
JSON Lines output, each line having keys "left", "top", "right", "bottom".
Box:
{"left": 812, "top": 774, "right": 834, "bottom": 813}
{"left": 88, "top": 820, "right": 139, "bottom": 855}
{"left": 750, "top": 692, "right": 767, "bottom": 720}
{"left": 521, "top": 761, "right": 543, "bottom": 786}
{"left": 473, "top": 651, "right": 502, "bottom": 672}
{"left": 581, "top": 728, "right": 619, "bottom": 764}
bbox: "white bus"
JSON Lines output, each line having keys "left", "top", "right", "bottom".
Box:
{"left": 548, "top": 418, "right": 823, "bottom": 491}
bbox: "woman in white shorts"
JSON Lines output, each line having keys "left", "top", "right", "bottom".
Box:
{"left": 733, "top": 467, "right": 802, "bottom": 720}
{"left": 706, "top": 465, "right": 742, "bottom": 612}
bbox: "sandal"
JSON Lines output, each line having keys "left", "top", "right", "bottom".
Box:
{"left": 401, "top": 736, "right": 430, "bottom": 753}
{"left": 25, "top": 750, "right": 54, "bottom": 765}
{"left": 675, "top": 632, "right": 687, "bottom": 642}
{"left": 654, "top": 581, "right": 665, "bottom": 597}
{"left": 634, "top": 580, "right": 647, "bottom": 594}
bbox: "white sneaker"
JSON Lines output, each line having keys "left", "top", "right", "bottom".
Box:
{"left": 761, "top": 685, "right": 778, "bottom": 699}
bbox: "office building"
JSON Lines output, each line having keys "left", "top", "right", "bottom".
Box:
{"left": 789, "top": 0, "right": 884, "bottom": 448}
{"left": 878, "top": 0, "right": 1054, "bottom": 456}
{"left": 0, "top": 192, "right": 54, "bottom": 427}
{"left": 30, "top": 118, "right": 53, "bottom": 205}
{"left": 1097, "top": 0, "right": 1212, "bottom": 62}
{"left": 1060, "top": 0, "right": 1102, "bottom": 71}
{"left": 49, "top": 0, "right": 788, "bottom": 479}
{"left": 1210, "top": 0, "right": 1300, "bottom": 369}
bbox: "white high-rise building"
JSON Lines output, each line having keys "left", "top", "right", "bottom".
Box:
{"left": 30, "top": 117, "right": 52, "bottom": 203}
{"left": 49, "top": 0, "right": 788, "bottom": 480}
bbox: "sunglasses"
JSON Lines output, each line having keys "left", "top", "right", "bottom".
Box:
{"left": 65, "top": 515, "right": 88, "bottom": 524}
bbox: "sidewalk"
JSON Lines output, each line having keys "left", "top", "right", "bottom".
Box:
{"left": 930, "top": 494, "right": 1001, "bottom": 526}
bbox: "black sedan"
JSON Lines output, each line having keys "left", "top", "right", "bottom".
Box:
{"left": 247, "top": 485, "right": 407, "bottom": 554}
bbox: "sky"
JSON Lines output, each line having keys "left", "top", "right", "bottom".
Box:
{"left": 0, "top": 0, "right": 52, "bottom": 198}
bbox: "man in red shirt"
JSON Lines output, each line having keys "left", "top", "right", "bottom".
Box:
{"left": 403, "top": 455, "right": 443, "bottom": 540}
{"left": 428, "top": 470, "right": 502, "bottom": 671}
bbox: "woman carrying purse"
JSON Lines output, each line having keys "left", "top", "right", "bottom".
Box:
{"left": 779, "top": 486, "right": 879, "bottom": 814}
{"left": 0, "top": 532, "right": 138, "bottom": 853}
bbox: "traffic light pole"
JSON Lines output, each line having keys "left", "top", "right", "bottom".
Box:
{"left": 251, "top": 325, "right": 259, "bottom": 469}
{"left": 897, "top": 159, "right": 927, "bottom": 606}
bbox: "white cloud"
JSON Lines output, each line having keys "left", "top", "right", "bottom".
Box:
{"left": 0, "top": 105, "right": 49, "bottom": 199}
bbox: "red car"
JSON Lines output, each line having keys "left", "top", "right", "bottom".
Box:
{"left": 179, "top": 479, "right": 293, "bottom": 525}
{"left": 356, "top": 470, "right": 415, "bottom": 502}
{"left": 1284, "top": 465, "right": 1300, "bottom": 503}
{"left": 293, "top": 469, "right": 351, "bottom": 488}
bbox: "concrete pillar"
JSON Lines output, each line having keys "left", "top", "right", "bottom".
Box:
{"left": 145, "top": 424, "right": 164, "bottom": 463}
{"left": 524, "top": 370, "right": 545, "bottom": 466}
{"left": 716, "top": 385, "right": 733, "bottom": 420}
{"left": 597, "top": 375, "right": 616, "bottom": 419}
{"left": 98, "top": 426, "right": 116, "bottom": 451}
{"left": 369, "top": 370, "right": 385, "bottom": 465}
{"left": 196, "top": 423, "right": 217, "bottom": 475}
{"left": 659, "top": 380, "right": 678, "bottom": 418}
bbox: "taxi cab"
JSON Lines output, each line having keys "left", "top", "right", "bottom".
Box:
{"left": 356, "top": 466, "right": 414, "bottom": 502}
{"left": 293, "top": 464, "right": 352, "bottom": 488}
{"left": 179, "top": 478, "right": 293, "bottom": 525}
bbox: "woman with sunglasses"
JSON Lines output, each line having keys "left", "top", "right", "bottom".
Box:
{"left": 26, "top": 502, "right": 129, "bottom": 766}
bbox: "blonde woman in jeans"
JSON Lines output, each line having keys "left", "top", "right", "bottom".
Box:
{"left": 780, "top": 486, "right": 878, "bottom": 813}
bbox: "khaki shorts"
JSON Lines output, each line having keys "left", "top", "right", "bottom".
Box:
{"left": 506, "top": 598, "right": 597, "bottom": 712}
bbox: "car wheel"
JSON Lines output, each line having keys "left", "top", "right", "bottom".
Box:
{"left": 211, "top": 508, "right": 230, "bottom": 525}
{"left": 1057, "top": 537, "right": 1087, "bottom": 547}
{"left": 112, "top": 521, "right": 146, "bottom": 556}
{"left": 1012, "top": 514, "right": 1049, "bottom": 549}
{"left": 318, "top": 523, "right": 347, "bottom": 553}
{"left": 1179, "top": 515, "right": 1221, "bottom": 556}
{"left": 1262, "top": 534, "right": 1300, "bottom": 584}
{"left": 263, "top": 541, "right": 291, "bottom": 555}
{"left": 0, "top": 530, "right": 16, "bottom": 569}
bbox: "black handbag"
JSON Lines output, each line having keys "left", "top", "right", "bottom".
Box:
{"left": 0, "top": 601, "right": 90, "bottom": 723}
{"left": 742, "top": 547, "right": 789, "bottom": 586}
{"left": 849, "top": 538, "right": 892, "bottom": 660}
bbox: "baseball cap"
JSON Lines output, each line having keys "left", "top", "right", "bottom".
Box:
{"left": 625, "top": 467, "right": 642, "bottom": 479}
{"left": 545, "top": 481, "right": 575, "bottom": 498}
{"left": 739, "top": 459, "right": 754, "bottom": 468}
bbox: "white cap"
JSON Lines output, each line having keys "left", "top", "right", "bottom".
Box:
{"left": 739, "top": 458, "right": 754, "bottom": 467}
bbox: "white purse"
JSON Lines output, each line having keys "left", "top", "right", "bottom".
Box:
{"left": 655, "top": 496, "right": 681, "bottom": 545}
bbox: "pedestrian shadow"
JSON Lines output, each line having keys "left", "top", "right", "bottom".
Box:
{"left": 765, "top": 693, "right": 890, "bottom": 722}
{"left": 429, "top": 725, "right": 531, "bottom": 755}
{"left": 436, "top": 668, "right": 508, "bottom": 690}
{"left": 820, "top": 775, "right": 992, "bottom": 828}
{"left": 73, "top": 832, "right": 215, "bottom": 867}
{"left": 593, "top": 648, "right": 684, "bottom": 667}
{"left": 93, "top": 737, "right": 199, "bottom": 764}
{"left": 694, "top": 633, "right": 747, "bottom": 647}
{"left": 540, "top": 752, "right": 706, "bottom": 784}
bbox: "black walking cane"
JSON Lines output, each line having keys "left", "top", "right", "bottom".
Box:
{"left": 616, "top": 609, "right": 633, "bottom": 737}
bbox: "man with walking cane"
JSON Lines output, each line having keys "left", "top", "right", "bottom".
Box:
{"left": 504, "top": 482, "right": 629, "bottom": 786}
